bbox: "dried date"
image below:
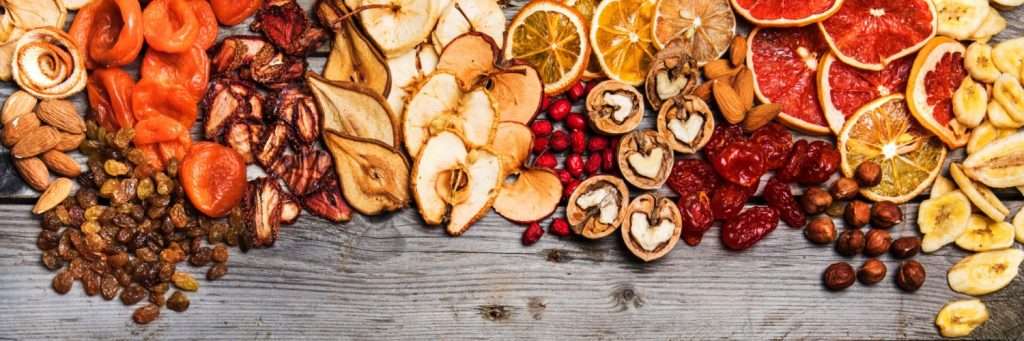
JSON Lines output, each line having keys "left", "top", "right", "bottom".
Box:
{"left": 721, "top": 206, "right": 780, "bottom": 251}
{"left": 763, "top": 177, "right": 806, "bottom": 228}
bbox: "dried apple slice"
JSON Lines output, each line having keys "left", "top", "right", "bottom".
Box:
{"left": 432, "top": 0, "right": 506, "bottom": 53}
{"left": 308, "top": 72, "right": 399, "bottom": 147}
{"left": 491, "top": 122, "right": 532, "bottom": 171}
{"left": 403, "top": 72, "right": 463, "bottom": 156}
{"left": 359, "top": 0, "right": 437, "bottom": 57}
{"left": 386, "top": 43, "right": 438, "bottom": 115}
{"left": 323, "top": 130, "right": 411, "bottom": 215}
{"left": 447, "top": 149, "right": 502, "bottom": 236}
{"left": 456, "top": 88, "right": 498, "bottom": 148}
{"left": 493, "top": 168, "right": 563, "bottom": 223}
{"left": 412, "top": 131, "right": 503, "bottom": 235}
{"left": 317, "top": 0, "right": 391, "bottom": 97}
{"left": 412, "top": 131, "right": 469, "bottom": 224}
{"left": 436, "top": 32, "right": 499, "bottom": 89}
{"left": 489, "top": 63, "right": 544, "bottom": 124}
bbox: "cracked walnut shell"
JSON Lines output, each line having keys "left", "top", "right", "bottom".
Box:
{"left": 621, "top": 194, "right": 682, "bottom": 262}
{"left": 617, "top": 130, "right": 674, "bottom": 190}
{"left": 566, "top": 175, "right": 629, "bottom": 240}
{"left": 585, "top": 80, "right": 644, "bottom": 135}
{"left": 656, "top": 95, "right": 714, "bottom": 154}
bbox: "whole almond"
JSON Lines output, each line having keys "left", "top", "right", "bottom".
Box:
{"left": 730, "top": 36, "right": 747, "bottom": 67}
{"left": 14, "top": 157, "right": 50, "bottom": 191}
{"left": 12, "top": 125, "right": 59, "bottom": 158}
{"left": 694, "top": 81, "right": 714, "bottom": 102}
{"left": 37, "top": 100, "right": 84, "bottom": 134}
{"left": 33, "top": 177, "right": 73, "bottom": 214}
{"left": 54, "top": 132, "right": 85, "bottom": 151}
{"left": 41, "top": 150, "right": 82, "bottom": 177}
{"left": 2, "top": 90, "right": 37, "bottom": 124}
{"left": 733, "top": 67, "right": 755, "bottom": 111}
{"left": 2, "top": 112, "right": 40, "bottom": 146}
{"left": 703, "top": 59, "right": 737, "bottom": 80}
{"left": 742, "top": 103, "right": 783, "bottom": 132}
{"left": 713, "top": 80, "right": 746, "bottom": 124}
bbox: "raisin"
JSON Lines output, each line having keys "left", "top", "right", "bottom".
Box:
{"left": 82, "top": 270, "right": 102, "bottom": 296}
{"left": 721, "top": 206, "right": 780, "bottom": 251}
{"left": 677, "top": 191, "right": 714, "bottom": 246}
{"left": 207, "top": 263, "right": 228, "bottom": 280}
{"left": 132, "top": 304, "right": 160, "bottom": 324}
{"left": 704, "top": 124, "right": 745, "bottom": 159}
{"left": 799, "top": 141, "right": 840, "bottom": 185}
{"left": 776, "top": 139, "right": 809, "bottom": 183}
{"left": 711, "top": 182, "right": 753, "bottom": 221}
{"left": 666, "top": 159, "right": 721, "bottom": 197}
{"left": 750, "top": 123, "right": 793, "bottom": 171}
{"left": 167, "top": 291, "right": 190, "bottom": 312}
{"left": 711, "top": 141, "right": 765, "bottom": 188}
{"left": 763, "top": 177, "right": 806, "bottom": 228}
{"left": 52, "top": 270, "right": 73, "bottom": 294}
{"left": 101, "top": 274, "right": 120, "bottom": 300}
{"left": 121, "top": 283, "right": 147, "bottom": 305}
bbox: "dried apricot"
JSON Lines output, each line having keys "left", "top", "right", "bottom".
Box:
{"left": 211, "top": 0, "right": 262, "bottom": 26}
{"left": 141, "top": 45, "right": 210, "bottom": 98}
{"left": 180, "top": 142, "right": 247, "bottom": 217}
{"left": 143, "top": 0, "right": 199, "bottom": 53}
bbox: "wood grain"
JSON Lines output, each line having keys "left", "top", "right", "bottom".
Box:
{"left": 0, "top": 0, "right": 1022, "bottom": 339}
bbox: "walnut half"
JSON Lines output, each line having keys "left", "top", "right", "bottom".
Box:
{"left": 644, "top": 42, "right": 700, "bottom": 111}
{"left": 616, "top": 130, "right": 674, "bottom": 190}
{"left": 585, "top": 80, "right": 644, "bottom": 135}
{"left": 656, "top": 95, "right": 715, "bottom": 154}
{"left": 566, "top": 175, "right": 629, "bottom": 240}
{"left": 621, "top": 194, "right": 682, "bottom": 262}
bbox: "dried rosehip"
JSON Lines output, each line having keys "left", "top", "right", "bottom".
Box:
{"left": 566, "top": 114, "right": 587, "bottom": 131}
{"left": 588, "top": 135, "right": 609, "bottom": 152}
{"left": 568, "top": 81, "right": 586, "bottom": 100}
{"left": 711, "top": 141, "right": 765, "bottom": 188}
{"left": 711, "top": 182, "right": 752, "bottom": 221}
{"left": 549, "top": 218, "right": 570, "bottom": 237}
{"left": 531, "top": 120, "right": 553, "bottom": 137}
{"left": 799, "top": 141, "right": 840, "bottom": 185}
{"left": 704, "top": 124, "right": 745, "bottom": 159}
{"left": 535, "top": 153, "right": 557, "bottom": 169}
{"left": 763, "top": 177, "right": 806, "bottom": 228}
{"left": 522, "top": 222, "right": 544, "bottom": 245}
{"left": 584, "top": 155, "right": 602, "bottom": 175}
{"left": 549, "top": 130, "right": 570, "bottom": 151}
{"left": 570, "top": 129, "right": 586, "bottom": 153}
{"left": 565, "top": 154, "right": 584, "bottom": 178}
{"left": 532, "top": 137, "right": 549, "bottom": 153}
{"left": 750, "top": 123, "right": 793, "bottom": 170}
{"left": 548, "top": 98, "right": 571, "bottom": 121}
{"left": 666, "top": 159, "right": 720, "bottom": 197}
{"left": 776, "top": 139, "right": 809, "bottom": 183}
{"left": 678, "top": 191, "right": 713, "bottom": 246}
{"left": 721, "top": 206, "right": 779, "bottom": 251}
{"left": 556, "top": 169, "right": 572, "bottom": 184}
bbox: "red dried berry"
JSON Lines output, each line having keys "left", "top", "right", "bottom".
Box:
{"left": 549, "top": 130, "right": 570, "bottom": 152}
{"left": 750, "top": 123, "right": 793, "bottom": 171}
{"left": 563, "top": 179, "right": 581, "bottom": 201}
{"left": 584, "top": 79, "right": 598, "bottom": 95}
{"left": 522, "top": 222, "right": 544, "bottom": 245}
{"left": 535, "top": 153, "right": 557, "bottom": 169}
{"left": 565, "top": 154, "right": 584, "bottom": 177}
{"left": 549, "top": 218, "right": 570, "bottom": 237}
{"left": 704, "top": 124, "right": 745, "bottom": 159}
{"left": 721, "top": 206, "right": 780, "bottom": 251}
{"left": 566, "top": 113, "right": 587, "bottom": 131}
{"left": 568, "top": 81, "right": 586, "bottom": 100}
{"left": 678, "top": 191, "right": 714, "bottom": 244}
{"left": 570, "top": 130, "right": 586, "bottom": 153}
{"left": 584, "top": 154, "right": 602, "bottom": 175}
{"left": 667, "top": 159, "right": 721, "bottom": 197}
{"left": 799, "top": 141, "right": 840, "bottom": 185}
{"left": 602, "top": 148, "right": 615, "bottom": 173}
{"left": 682, "top": 231, "right": 704, "bottom": 247}
{"left": 776, "top": 139, "right": 809, "bottom": 183}
{"left": 556, "top": 169, "right": 572, "bottom": 184}
{"left": 532, "top": 137, "right": 549, "bottom": 153}
{"left": 711, "top": 141, "right": 765, "bottom": 188}
{"left": 549, "top": 99, "right": 571, "bottom": 122}
{"left": 531, "top": 120, "right": 553, "bottom": 137}
{"left": 588, "top": 135, "right": 608, "bottom": 152}
{"left": 541, "top": 96, "right": 552, "bottom": 111}
{"left": 763, "top": 176, "right": 806, "bottom": 228}
{"left": 711, "top": 182, "right": 752, "bottom": 221}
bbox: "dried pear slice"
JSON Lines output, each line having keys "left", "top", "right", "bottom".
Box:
{"left": 436, "top": 32, "right": 499, "bottom": 89}
{"left": 323, "top": 131, "right": 411, "bottom": 215}
{"left": 493, "top": 168, "right": 562, "bottom": 223}
{"left": 489, "top": 63, "right": 544, "bottom": 124}
{"left": 317, "top": 0, "right": 391, "bottom": 97}
{"left": 412, "top": 131, "right": 469, "bottom": 224}
{"left": 308, "top": 73, "right": 399, "bottom": 147}
{"left": 447, "top": 149, "right": 502, "bottom": 236}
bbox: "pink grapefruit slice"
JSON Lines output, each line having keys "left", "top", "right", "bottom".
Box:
{"left": 819, "top": 0, "right": 936, "bottom": 71}
{"left": 907, "top": 36, "right": 970, "bottom": 148}
{"left": 730, "top": 0, "right": 844, "bottom": 27}
{"left": 818, "top": 52, "right": 914, "bottom": 135}
{"left": 748, "top": 26, "right": 831, "bottom": 135}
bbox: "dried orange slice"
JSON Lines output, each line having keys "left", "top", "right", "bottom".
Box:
{"left": 818, "top": 0, "right": 936, "bottom": 71}
{"left": 817, "top": 52, "right": 913, "bottom": 135}
{"left": 837, "top": 94, "right": 947, "bottom": 204}
{"left": 907, "top": 36, "right": 970, "bottom": 148}
{"left": 748, "top": 26, "right": 831, "bottom": 135}
{"left": 652, "top": 0, "right": 736, "bottom": 65}
{"left": 731, "top": 0, "right": 844, "bottom": 27}
{"left": 563, "top": 0, "right": 604, "bottom": 79}
{"left": 591, "top": 0, "right": 658, "bottom": 85}
{"left": 505, "top": 1, "right": 590, "bottom": 95}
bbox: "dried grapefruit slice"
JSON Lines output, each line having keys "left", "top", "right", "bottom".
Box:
{"left": 907, "top": 36, "right": 970, "bottom": 148}
{"left": 819, "top": 0, "right": 936, "bottom": 71}
{"left": 748, "top": 26, "right": 831, "bottom": 135}
{"left": 504, "top": 1, "right": 590, "bottom": 95}
{"left": 818, "top": 52, "right": 913, "bottom": 135}
{"left": 652, "top": 0, "right": 736, "bottom": 65}
{"left": 837, "top": 95, "right": 946, "bottom": 204}
{"left": 730, "top": 0, "right": 843, "bottom": 27}
{"left": 591, "top": 0, "right": 658, "bottom": 85}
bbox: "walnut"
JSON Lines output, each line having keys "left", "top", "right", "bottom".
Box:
{"left": 566, "top": 175, "right": 629, "bottom": 240}
{"left": 585, "top": 80, "right": 644, "bottom": 135}
{"left": 621, "top": 194, "right": 682, "bottom": 262}
{"left": 617, "top": 130, "right": 674, "bottom": 190}
{"left": 656, "top": 95, "right": 714, "bottom": 154}
{"left": 644, "top": 41, "right": 700, "bottom": 110}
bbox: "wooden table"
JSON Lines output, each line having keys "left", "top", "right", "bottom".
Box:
{"left": 1, "top": 1, "right": 1023, "bottom": 339}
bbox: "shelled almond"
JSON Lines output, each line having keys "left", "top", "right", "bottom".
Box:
{"left": 1, "top": 93, "right": 85, "bottom": 196}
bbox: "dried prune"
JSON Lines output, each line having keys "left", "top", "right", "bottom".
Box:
{"left": 721, "top": 206, "right": 779, "bottom": 251}
{"left": 704, "top": 124, "right": 745, "bottom": 159}
{"left": 763, "top": 177, "right": 806, "bottom": 228}
{"left": 711, "top": 182, "right": 753, "bottom": 221}
{"left": 711, "top": 141, "right": 765, "bottom": 188}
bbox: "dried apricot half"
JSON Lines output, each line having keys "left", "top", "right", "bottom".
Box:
{"left": 180, "top": 142, "right": 248, "bottom": 217}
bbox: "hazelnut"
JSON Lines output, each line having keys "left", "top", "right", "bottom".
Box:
{"left": 857, "top": 259, "right": 887, "bottom": 285}
{"left": 800, "top": 187, "right": 832, "bottom": 215}
{"left": 890, "top": 236, "right": 921, "bottom": 259}
{"left": 835, "top": 229, "right": 865, "bottom": 257}
{"left": 863, "top": 228, "right": 892, "bottom": 257}
{"left": 843, "top": 200, "right": 871, "bottom": 228}
{"left": 830, "top": 177, "right": 860, "bottom": 200}
{"left": 870, "top": 201, "right": 903, "bottom": 228}
{"left": 823, "top": 262, "right": 855, "bottom": 291}
{"left": 804, "top": 217, "right": 836, "bottom": 245}
{"left": 855, "top": 161, "right": 882, "bottom": 187}
{"left": 896, "top": 260, "right": 926, "bottom": 292}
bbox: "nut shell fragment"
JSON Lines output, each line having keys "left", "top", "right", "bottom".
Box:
{"left": 566, "top": 175, "right": 629, "bottom": 239}
{"left": 586, "top": 80, "right": 644, "bottom": 135}
{"left": 656, "top": 95, "right": 714, "bottom": 154}
{"left": 621, "top": 194, "right": 682, "bottom": 262}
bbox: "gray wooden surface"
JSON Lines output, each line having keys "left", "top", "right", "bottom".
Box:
{"left": 1, "top": 0, "right": 1023, "bottom": 340}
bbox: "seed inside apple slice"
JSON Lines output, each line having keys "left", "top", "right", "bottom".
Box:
{"left": 447, "top": 149, "right": 503, "bottom": 236}
{"left": 493, "top": 168, "right": 563, "bottom": 223}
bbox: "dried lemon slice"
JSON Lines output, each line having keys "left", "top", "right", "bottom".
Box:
{"left": 590, "top": 0, "right": 658, "bottom": 85}
{"left": 504, "top": 1, "right": 590, "bottom": 95}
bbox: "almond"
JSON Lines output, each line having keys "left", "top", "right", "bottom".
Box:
{"left": 14, "top": 157, "right": 50, "bottom": 191}
{"left": 730, "top": 36, "right": 747, "bottom": 67}
{"left": 704, "top": 59, "right": 738, "bottom": 80}
{"left": 12, "top": 125, "right": 59, "bottom": 158}
{"left": 2, "top": 112, "right": 40, "bottom": 146}
{"left": 33, "top": 177, "right": 73, "bottom": 214}
{"left": 54, "top": 132, "right": 85, "bottom": 152}
{"left": 742, "top": 103, "right": 782, "bottom": 132}
{"left": 37, "top": 100, "right": 84, "bottom": 134}
{"left": 41, "top": 150, "right": 82, "bottom": 177}
{"left": 713, "top": 80, "right": 746, "bottom": 124}
{"left": 733, "top": 67, "right": 755, "bottom": 111}
{"left": 694, "top": 81, "right": 714, "bottom": 102}
{"left": 2, "top": 90, "right": 37, "bottom": 124}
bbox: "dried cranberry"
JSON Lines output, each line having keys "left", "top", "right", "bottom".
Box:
{"left": 556, "top": 169, "right": 572, "bottom": 184}
{"left": 750, "top": 123, "right": 793, "bottom": 171}
{"left": 776, "top": 139, "right": 809, "bottom": 183}
{"left": 548, "top": 98, "right": 571, "bottom": 121}
{"left": 549, "top": 218, "right": 570, "bottom": 237}
{"left": 666, "top": 159, "right": 721, "bottom": 197}
{"left": 712, "top": 141, "right": 765, "bottom": 188}
{"left": 549, "top": 130, "right": 570, "bottom": 152}
{"left": 602, "top": 148, "right": 616, "bottom": 173}
{"left": 570, "top": 130, "right": 586, "bottom": 153}
{"left": 584, "top": 155, "right": 602, "bottom": 175}
{"left": 563, "top": 179, "right": 580, "bottom": 201}
{"left": 535, "top": 153, "right": 557, "bottom": 169}
{"left": 588, "top": 135, "right": 609, "bottom": 152}
{"left": 532, "top": 137, "right": 549, "bottom": 153}
{"left": 799, "top": 141, "right": 840, "bottom": 185}
{"left": 721, "top": 206, "right": 780, "bottom": 251}
{"left": 678, "top": 191, "right": 713, "bottom": 246}
{"left": 711, "top": 182, "right": 752, "bottom": 221}
{"left": 565, "top": 154, "right": 584, "bottom": 177}
{"left": 704, "top": 124, "right": 745, "bottom": 159}
{"left": 531, "top": 120, "right": 553, "bottom": 137}
{"left": 568, "top": 81, "right": 586, "bottom": 100}
{"left": 566, "top": 114, "right": 587, "bottom": 131}
{"left": 522, "top": 222, "right": 544, "bottom": 245}
{"left": 540, "top": 96, "right": 552, "bottom": 111}
{"left": 763, "top": 177, "right": 806, "bottom": 228}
